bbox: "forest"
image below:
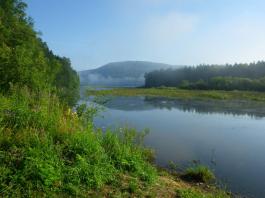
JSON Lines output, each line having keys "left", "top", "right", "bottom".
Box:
{"left": 145, "top": 62, "right": 265, "bottom": 91}
{"left": 0, "top": 0, "right": 80, "bottom": 106}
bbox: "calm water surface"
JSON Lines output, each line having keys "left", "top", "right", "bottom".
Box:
{"left": 86, "top": 96, "right": 265, "bottom": 198}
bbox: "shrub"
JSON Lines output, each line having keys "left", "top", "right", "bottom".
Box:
{"left": 182, "top": 165, "right": 215, "bottom": 183}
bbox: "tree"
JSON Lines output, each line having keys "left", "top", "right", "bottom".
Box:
{"left": 0, "top": 0, "right": 80, "bottom": 106}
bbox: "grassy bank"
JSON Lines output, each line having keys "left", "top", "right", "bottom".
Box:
{"left": 87, "top": 87, "right": 265, "bottom": 102}
{"left": 0, "top": 87, "right": 230, "bottom": 197}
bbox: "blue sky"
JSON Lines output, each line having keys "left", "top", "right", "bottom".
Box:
{"left": 25, "top": 0, "right": 265, "bottom": 71}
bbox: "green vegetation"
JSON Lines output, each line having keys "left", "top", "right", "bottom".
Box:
{"left": 176, "top": 189, "right": 230, "bottom": 198}
{"left": 182, "top": 166, "right": 215, "bottom": 183}
{"left": 87, "top": 87, "right": 265, "bottom": 102}
{"left": 179, "top": 76, "right": 265, "bottom": 91}
{"left": 0, "top": 87, "right": 157, "bottom": 196}
{"left": 0, "top": 0, "right": 231, "bottom": 197}
{"left": 0, "top": 87, "right": 230, "bottom": 197}
{"left": 145, "top": 62, "right": 265, "bottom": 92}
{"left": 0, "top": 0, "right": 79, "bottom": 106}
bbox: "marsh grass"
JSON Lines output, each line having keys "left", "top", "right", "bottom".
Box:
{"left": 87, "top": 87, "right": 265, "bottom": 102}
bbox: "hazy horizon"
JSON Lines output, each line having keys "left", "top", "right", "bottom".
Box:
{"left": 25, "top": 0, "right": 265, "bottom": 71}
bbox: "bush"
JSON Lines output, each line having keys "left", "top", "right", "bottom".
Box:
{"left": 182, "top": 165, "right": 215, "bottom": 183}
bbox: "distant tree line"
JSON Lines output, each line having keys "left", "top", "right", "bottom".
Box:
{"left": 145, "top": 62, "right": 265, "bottom": 91}
{"left": 0, "top": 0, "right": 79, "bottom": 106}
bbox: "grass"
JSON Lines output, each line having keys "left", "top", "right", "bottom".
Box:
{"left": 0, "top": 86, "right": 231, "bottom": 197}
{"left": 0, "top": 87, "right": 156, "bottom": 196}
{"left": 176, "top": 188, "right": 230, "bottom": 198}
{"left": 87, "top": 87, "right": 265, "bottom": 102}
{"left": 182, "top": 165, "right": 215, "bottom": 183}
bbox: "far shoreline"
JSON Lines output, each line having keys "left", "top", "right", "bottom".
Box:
{"left": 86, "top": 87, "right": 265, "bottom": 102}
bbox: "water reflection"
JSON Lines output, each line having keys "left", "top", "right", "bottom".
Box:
{"left": 99, "top": 96, "right": 265, "bottom": 118}
{"left": 90, "top": 96, "right": 265, "bottom": 197}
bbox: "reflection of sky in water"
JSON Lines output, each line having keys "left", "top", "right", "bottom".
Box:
{"left": 87, "top": 96, "right": 265, "bottom": 198}
{"left": 98, "top": 96, "right": 265, "bottom": 119}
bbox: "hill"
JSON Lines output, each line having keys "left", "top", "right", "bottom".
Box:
{"left": 79, "top": 61, "right": 179, "bottom": 87}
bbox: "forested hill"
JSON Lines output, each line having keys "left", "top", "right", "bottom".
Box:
{"left": 145, "top": 62, "right": 265, "bottom": 91}
{"left": 79, "top": 61, "right": 180, "bottom": 87}
{"left": 0, "top": 0, "right": 79, "bottom": 106}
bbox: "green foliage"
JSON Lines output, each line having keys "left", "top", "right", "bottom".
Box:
{"left": 0, "top": 0, "right": 79, "bottom": 106}
{"left": 176, "top": 189, "right": 230, "bottom": 198}
{"left": 0, "top": 88, "right": 157, "bottom": 196}
{"left": 0, "top": 1, "right": 158, "bottom": 196}
{"left": 54, "top": 57, "right": 80, "bottom": 106}
{"left": 102, "top": 128, "right": 156, "bottom": 183}
{"left": 145, "top": 62, "right": 265, "bottom": 92}
{"left": 182, "top": 165, "right": 215, "bottom": 183}
{"left": 178, "top": 76, "right": 265, "bottom": 91}
{"left": 76, "top": 103, "right": 99, "bottom": 125}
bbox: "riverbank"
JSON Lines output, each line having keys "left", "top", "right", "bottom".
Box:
{"left": 0, "top": 88, "right": 230, "bottom": 197}
{"left": 87, "top": 87, "right": 265, "bottom": 102}
{"left": 88, "top": 170, "right": 230, "bottom": 197}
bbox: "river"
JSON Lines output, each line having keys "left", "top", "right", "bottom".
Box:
{"left": 83, "top": 95, "right": 265, "bottom": 197}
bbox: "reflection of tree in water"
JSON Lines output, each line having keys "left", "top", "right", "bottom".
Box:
{"left": 144, "top": 96, "right": 265, "bottom": 118}
{"left": 99, "top": 96, "right": 265, "bottom": 118}
{"left": 100, "top": 96, "right": 155, "bottom": 111}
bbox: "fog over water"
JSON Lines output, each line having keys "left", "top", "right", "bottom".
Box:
{"left": 81, "top": 96, "right": 265, "bottom": 198}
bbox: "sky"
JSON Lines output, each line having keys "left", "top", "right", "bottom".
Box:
{"left": 24, "top": 0, "right": 265, "bottom": 71}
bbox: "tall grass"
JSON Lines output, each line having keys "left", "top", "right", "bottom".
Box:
{"left": 182, "top": 165, "right": 215, "bottom": 183}
{"left": 0, "top": 87, "right": 157, "bottom": 196}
